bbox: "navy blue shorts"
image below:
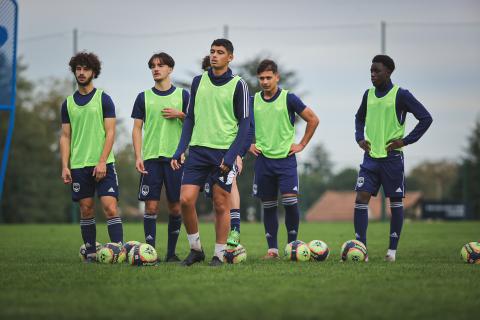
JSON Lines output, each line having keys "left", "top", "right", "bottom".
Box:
{"left": 71, "top": 163, "right": 119, "bottom": 202}
{"left": 138, "top": 159, "right": 183, "bottom": 203}
{"left": 182, "top": 146, "right": 237, "bottom": 193}
{"left": 355, "top": 152, "right": 405, "bottom": 198}
{"left": 203, "top": 166, "right": 238, "bottom": 198}
{"left": 253, "top": 154, "right": 299, "bottom": 200}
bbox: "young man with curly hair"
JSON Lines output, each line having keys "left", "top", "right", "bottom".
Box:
{"left": 60, "top": 52, "right": 123, "bottom": 262}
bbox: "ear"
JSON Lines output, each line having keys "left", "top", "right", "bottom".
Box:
{"left": 228, "top": 53, "right": 234, "bottom": 63}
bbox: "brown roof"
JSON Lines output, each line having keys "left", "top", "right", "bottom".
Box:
{"left": 305, "top": 190, "right": 423, "bottom": 221}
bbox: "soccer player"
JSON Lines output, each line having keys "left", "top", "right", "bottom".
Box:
{"left": 60, "top": 52, "right": 123, "bottom": 262}
{"left": 131, "top": 52, "right": 189, "bottom": 262}
{"left": 200, "top": 55, "right": 253, "bottom": 248}
{"left": 249, "top": 59, "right": 319, "bottom": 259}
{"left": 171, "top": 39, "right": 250, "bottom": 266}
{"left": 353, "top": 55, "right": 433, "bottom": 262}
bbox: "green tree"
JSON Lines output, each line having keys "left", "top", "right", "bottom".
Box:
{"left": 407, "top": 160, "right": 458, "bottom": 200}
{"left": 454, "top": 118, "right": 480, "bottom": 219}
{"left": 298, "top": 143, "right": 333, "bottom": 213}
{"left": 1, "top": 62, "right": 71, "bottom": 222}
{"left": 328, "top": 167, "right": 358, "bottom": 191}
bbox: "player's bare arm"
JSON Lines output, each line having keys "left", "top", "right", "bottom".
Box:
{"left": 132, "top": 118, "right": 147, "bottom": 174}
{"left": 60, "top": 123, "right": 72, "bottom": 184}
{"left": 93, "top": 117, "right": 115, "bottom": 181}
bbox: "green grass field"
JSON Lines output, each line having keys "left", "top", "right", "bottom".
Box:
{"left": 0, "top": 221, "right": 479, "bottom": 320}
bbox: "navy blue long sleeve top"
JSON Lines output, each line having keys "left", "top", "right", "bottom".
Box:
{"left": 173, "top": 68, "right": 250, "bottom": 168}
{"left": 355, "top": 80, "right": 433, "bottom": 146}
{"left": 238, "top": 96, "right": 255, "bottom": 157}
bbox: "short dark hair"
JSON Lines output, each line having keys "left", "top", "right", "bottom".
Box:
{"left": 372, "top": 55, "right": 395, "bottom": 72}
{"left": 257, "top": 59, "right": 278, "bottom": 74}
{"left": 148, "top": 52, "right": 175, "bottom": 69}
{"left": 69, "top": 52, "right": 101, "bottom": 78}
{"left": 211, "top": 38, "right": 234, "bottom": 54}
{"left": 201, "top": 55, "right": 210, "bottom": 71}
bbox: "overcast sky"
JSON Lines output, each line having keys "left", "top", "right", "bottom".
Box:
{"left": 16, "top": 0, "right": 480, "bottom": 173}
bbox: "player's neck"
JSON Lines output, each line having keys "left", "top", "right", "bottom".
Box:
{"left": 374, "top": 79, "right": 392, "bottom": 91}
{"left": 154, "top": 78, "right": 172, "bottom": 92}
{"left": 77, "top": 83, "right": 94, "bottom": 95}
{"left": 263, "top": 86, "right": 279, "bottom": 100}
{"left": 212, "top": 65, "right": 228, "bottom": 77}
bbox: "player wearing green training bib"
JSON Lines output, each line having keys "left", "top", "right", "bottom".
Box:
{"left": 60, "top": 52, "right": 123, "bottom": 262}
{"left": 353, "top": 55, "right": 433, "bottom": 262}
{"left": 131, "top": 52, "right": 189, "bottom": 262}
{"left": 249, "top": 59, "right": 319, "bottom": 259}
{"left": 171, "top": 39, "right": 250, "bottom": 267}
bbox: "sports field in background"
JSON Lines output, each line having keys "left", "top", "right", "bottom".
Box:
{"left": 0, "top": 221, "right": 478, "bottom": 319}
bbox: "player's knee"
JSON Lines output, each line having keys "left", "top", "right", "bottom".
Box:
{"left": 103, "top": 204, "right": 118, "bottom": 219}
{"left": 79, "top": 203, "right": 94, "bottom": 218}
{"left": 168, "top": 202, "right": 181, "bottom": 216}
{"left": 145, "top": 202, "right": 158, "bottom": 214}
{"left": 180, "top": 195, "right": 194, "bottom": 209}
{"left": 356, "top": 192, "right": 371, "bottom": 204}
{"left": 213, "top": 196, "right": 229, "bottom": 214}
{"left": 214, "top": 202, "right": 228, "bottom": 214}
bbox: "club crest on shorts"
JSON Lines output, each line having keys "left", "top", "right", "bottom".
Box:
{"left": 219, "top": 170, "right": 235, "bottom": 186}
{"left": 73, "top": 183, "right": 80, "bottom": 193}
{"left": 204, "top": 183, "right": 210, "bottom": 193}
{"left": 141, "top": 185, "right": 150, "bottom": 196}
{"left": 356, "top": 176, "right": 364, "bottom": 188}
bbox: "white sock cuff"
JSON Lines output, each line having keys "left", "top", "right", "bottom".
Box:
{"left": 230, "top": 211, "right": 241, "bottom": 219}
{"left": 390, "top": 202, "right": 403, "bottom": 208}
{"left": 263, "top": 200, "right": 278, "bottom": 208}
{"left": 387, "top": 249, "right": 396, "bottom": 257}
{"left": 144, "top": 214, "right": 158, "bottom": 219}
{"left": 107, "top": 217, "right": 122, "bottom": 225}
{"left": 187, "top": 232, "right": 201, "bottom": 250}
{"left": 268, "top": 248, "right": 279, "bottom": 254}
{"left": 80, "top": 218, "right": 95, "bottom": 225}
{"left": 282, "top": 196, "right": 298, "bottom": 206}
{"left": 354, "top": 203, "right": 369, "bottom": 210}
{"left": 214, "top": 243, "right": 225, "bottom": 260}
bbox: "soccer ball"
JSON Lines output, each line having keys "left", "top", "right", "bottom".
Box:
{"left": 128, "top": 243, "right": 158, "bottom": 266}
{"left": 340, "top": 240, "right": 367, "bottom": 262}
{"left": 224, "top": 244, "right": 247, "bottom": 264}
{"left": 79, "top": 241, "right": 102, "bottom": 261}
{"left": 97, "top": 242, "right": 123, "bottom": 264}
{"left": 308, "top": 240, "right": 329, "bottom": 261}
{"left": 123, "top": 240, "right": 141, "bottom": 263}
{"left": 460, "top": 242, "right": 480, "bottom": 264}
{"left": 284, "top": 240, "right": 311, "bottom": 262}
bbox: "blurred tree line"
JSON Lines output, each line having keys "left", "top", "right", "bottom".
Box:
{"left": 2, "top": 57, "right": 480, "bottom": 222}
